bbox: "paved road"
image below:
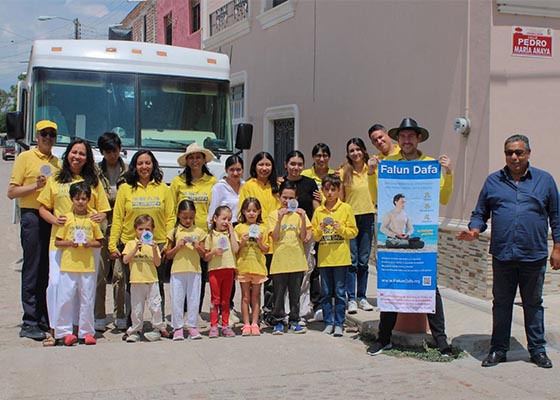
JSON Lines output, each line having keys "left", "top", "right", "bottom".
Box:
{"left": 0, "top": 158, "right": 559, "bottom": 400}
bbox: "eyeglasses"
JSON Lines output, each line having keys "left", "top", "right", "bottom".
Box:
{"left": 504, "top": 149, "right": 527, "bottom": 157}
{"left": 39, "top": 130, "right": 57, "bottom": 138}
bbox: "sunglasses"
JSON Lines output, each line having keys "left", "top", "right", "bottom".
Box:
{"left": 504, "top": 149, "right": 527, "bottom": 157}
{"left": 39, "top": 130, "right": 57, "bottom": 138}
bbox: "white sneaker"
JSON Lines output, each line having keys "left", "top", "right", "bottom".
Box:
{"left": 358, "top": 298, "right": 374, "bottom": 311}
{"left": 314, "top": 309, "right": 324, "bottom": 322}
{"left": 347, "top": 300, "right": 358, "bottom": 314}
{"left": 115, "top": 318, "right": 127, "bottom": 330}
{"left": 144, "top": 330, "right": 161, "bottom": 342}
{"left": 94, "top": 319, "right": 106, "bottom": 332}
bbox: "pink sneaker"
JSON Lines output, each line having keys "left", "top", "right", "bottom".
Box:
{"left": 187, "top": 328, "right": 202, "bottom": 340}
{"left": 208, "top": 326, "right": 219, "bottom": 338}
{"left": 221, "top": 326, "right": 236, "bottom": 337}
{"left": 84, "top": 334, "right": 96, "bottom": 345}
{"left": 251, "top": 324, "right": 261, "bottom": 336}
{"left": 173, "top": 329, "right": 184, "bottom": 341}
{"left": 241, "top": 325, "right": 251, "bottom": 336}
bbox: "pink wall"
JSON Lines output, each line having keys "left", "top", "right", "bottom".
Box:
{"left": 157, "top": 0, "right": 201, "bottom": 49}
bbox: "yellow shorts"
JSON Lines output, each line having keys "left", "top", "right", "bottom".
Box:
{"left": 236, "top": 273, "right": 268, "bottom": 284}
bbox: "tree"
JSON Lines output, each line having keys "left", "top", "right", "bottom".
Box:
{"left": 0, "top": 74, "right": 25, "bottom": 133}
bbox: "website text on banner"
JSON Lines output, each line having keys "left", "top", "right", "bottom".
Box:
{"left": 376, "top": 160, "right": 440, "bottom": 313}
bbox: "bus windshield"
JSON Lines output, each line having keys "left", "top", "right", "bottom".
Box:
{"left": 32, "top": 68, "right": 233, "bottom": 153}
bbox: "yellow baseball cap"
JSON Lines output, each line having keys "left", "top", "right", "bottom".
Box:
{"left": 36, "top": 120, "right": 58, "bottom": 131}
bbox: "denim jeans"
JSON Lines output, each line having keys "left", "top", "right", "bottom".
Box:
{"left": 491, "top": 257, "right": 547, "bottom": 356}
{"left": 347, "top": 213, "right": 374, "bottom": 301}
{"left": 320, "top": 267, "right": 348, "bottom": 327}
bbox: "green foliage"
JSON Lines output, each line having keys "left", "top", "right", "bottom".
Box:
{"left": 381, "top": 341, "right": 466, "bottom": 363}
{"left": 0, "top": 73, "right": 25, "bottom": 133}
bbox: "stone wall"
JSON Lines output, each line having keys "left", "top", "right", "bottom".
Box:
{"left": 437, "top": 224, "right": 560, "bottom": 299}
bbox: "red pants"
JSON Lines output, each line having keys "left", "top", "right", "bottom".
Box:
{"left": 208, "top": 268, "right": 234, "bottom": 327}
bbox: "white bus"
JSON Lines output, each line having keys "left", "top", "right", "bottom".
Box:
{"left": 7, "top": 39, "right": 251, "bottom": 181}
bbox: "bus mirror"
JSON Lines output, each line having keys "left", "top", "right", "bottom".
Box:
{"left": 6, "top": 112, "right": 24, "bottom": 140}
{"left": 235, "top": 123, "right": 252, "bottom": 150}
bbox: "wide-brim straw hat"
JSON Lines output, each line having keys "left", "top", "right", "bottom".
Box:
{"left": 177, "top": 142, "right": 215, "bottom": 167}
{"left": 388, "top": 118, "right": 430, "bottom": 142}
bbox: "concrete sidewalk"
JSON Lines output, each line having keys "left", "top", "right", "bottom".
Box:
{"left": 346, "top": 269, "right": 560, "bottom": 355}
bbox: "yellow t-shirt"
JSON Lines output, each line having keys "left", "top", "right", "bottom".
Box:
{"left": 301, "top": 167, "right": 336, "bottom": 190}
{"left": 57, "top": 213, "right": 104, "bottom": 273}
{"left": 109, "top": 181, "right": 175, "bottom": 252}
{"left": 238, "top": 178, "right": 280, "bottom": 225}
{"left": 312, "top": 200, "right": 358, "bottom": 268}
{"left": 9, "top": 148, "right": 61, "bottom": 209}
{"left": 369, "top": 150, "right": 454, "bottom": 206}
{"left": 204, "top": 230, "right": 237, "bottom": 271}
{"left": 339, "top": 164, "right": 375, "bottom": 216}
{"left": 170, "top": 173, "right": 217, "bottom": 230}
{"left": 123, "top": 240, "right": 161, "bottom": 283}
{"left": 37, "top": 176, "right": 111, "bottom": 250}
{"left": 268, "top": 210, "right": 311, "bottom": 274}
{"left": 234, "top": 223, "right": 268, "bottom": 276}
{"left": 167, "top": 225, "right": 207, "bottom": 274}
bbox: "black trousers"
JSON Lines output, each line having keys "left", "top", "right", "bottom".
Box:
{"left": 271, "top": 271, "right": 304, "bottom": 325}
{"left": 377, "top": 287, "right": 448, "bottom": 348}
{"left": 20, "top": 209, "right": 50, "bottom": 326}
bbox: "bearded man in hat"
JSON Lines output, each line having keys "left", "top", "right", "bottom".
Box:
{"left": 366, "top": 117, "right": 453, "bottom": 356}
{"left": 7, "top": 120, "right": 61, "bottom": 341}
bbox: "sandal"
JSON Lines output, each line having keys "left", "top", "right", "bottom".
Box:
{"left": 42, "top": 333, "right": 57, "bottom": 347}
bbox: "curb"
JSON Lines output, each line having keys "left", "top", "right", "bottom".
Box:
{"left": 345, "top": 313, "right": 490, "bottom": 355}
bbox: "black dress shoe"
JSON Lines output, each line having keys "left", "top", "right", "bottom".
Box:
{"left": 481, "top": 351, "right": 507, "bottom": 367}
{"left": 530, "top": 352, "right": 553, "bottom": 369}
{"left": 19, "top": 324, "right": 47, "bottom": 341}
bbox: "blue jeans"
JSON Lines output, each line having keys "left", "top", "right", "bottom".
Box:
{"left": 320, "top": 267, "right": 348, "bottom": 327}
{"left": 347, "top": 213, "right": 374, "bottom": 301}
{"left": 491, "top": 257, "right": 547, "bottom": 356}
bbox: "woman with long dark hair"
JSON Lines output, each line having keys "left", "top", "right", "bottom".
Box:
{"left": 38, "top": 138, "right": 110, "bottom": 345}
{"left": 238, "top": 152, "right": 280, "bottom": 322}
{"left": 108, "top": 150, "right": 175, "bottom": 332}
{"left": 339, "top": 138, "right": 375, "bottom": 314}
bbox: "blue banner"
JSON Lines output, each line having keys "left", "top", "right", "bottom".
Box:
{"left": 377, "top": 160, "right": 440, "bottom": 313}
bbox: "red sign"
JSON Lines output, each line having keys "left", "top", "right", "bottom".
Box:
{"left": 512, "top": 26, "right": 552, "bottom": 58}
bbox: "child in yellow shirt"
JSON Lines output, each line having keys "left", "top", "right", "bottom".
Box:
{"left": 269, "top": 180, "right": 312, "bottom": 335}
{"left": 312, "top": 174, "right": 358, "bottom": 337}
{"left": 165, "top": 200, "right": 207, "bottom": 341}
{"left": 122, "top": 215, "right": 167, "bottom": 342}
{"left": 54, "top": 182, "right": 103, "bottom": 346}
{"left": 204, "top": 206, "right": 239, "bottom": 338}
{"left": 235, "top": 197, "right": 270, "bottom": 336}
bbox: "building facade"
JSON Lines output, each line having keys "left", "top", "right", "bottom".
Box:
{"left": 200, "top": 0, "right": 560, "bottom": 298}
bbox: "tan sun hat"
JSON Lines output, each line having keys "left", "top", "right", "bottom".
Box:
{"left": 177, "top": 142, "right": 215, "bottom": 167}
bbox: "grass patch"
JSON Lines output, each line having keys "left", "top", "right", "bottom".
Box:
{"left": 381, "top": 341, "right": 466, "bottom": 362}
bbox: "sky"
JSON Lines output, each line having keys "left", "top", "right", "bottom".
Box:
{"left": 0, "top": 0, "right": 138, "bottom": 92}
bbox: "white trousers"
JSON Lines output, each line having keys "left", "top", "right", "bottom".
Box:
{"left": 48, "top": 248, "right": 101, "bottom": 328}
{"left": 128, "top": 282, "right": 164, "bottom": 334}
{"left": 169, "top": 272, "right": 201, "bottom": 330}
{"left": 55, "top": 271, "right": 96, "bottom": 339}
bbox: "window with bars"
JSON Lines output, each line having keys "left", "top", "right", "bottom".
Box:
{"left": 164, "top": 12, "right": 173, "bottom": 45}
{"left": 191, "top": 0, "right": 200, "bottom": 33}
